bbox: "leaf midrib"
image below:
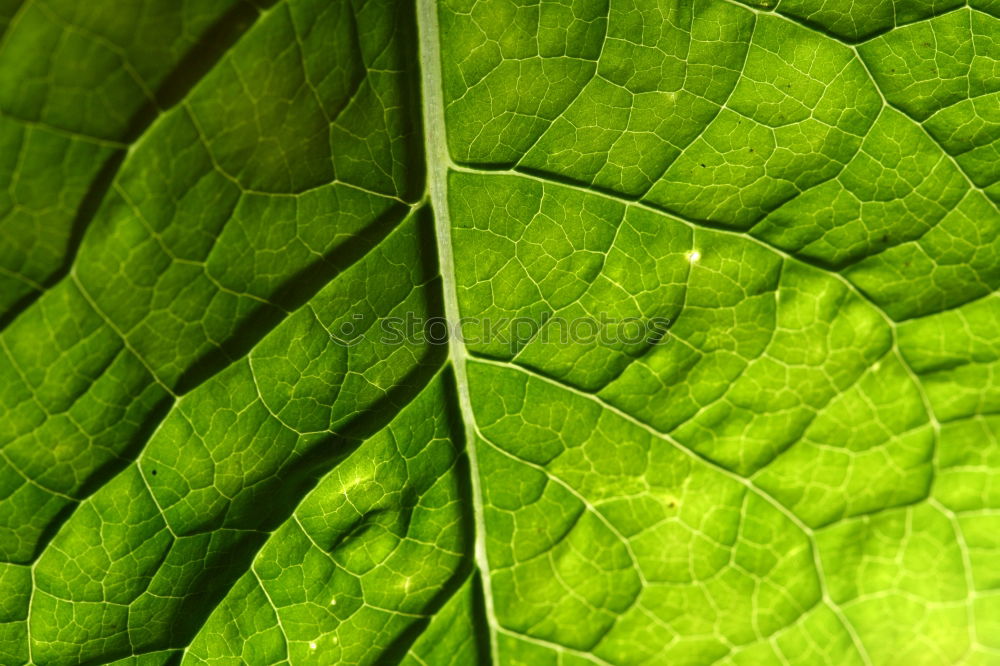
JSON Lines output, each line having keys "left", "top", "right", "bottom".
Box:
{"left": 415, "top": 0, "right": 502, "bottom": 660}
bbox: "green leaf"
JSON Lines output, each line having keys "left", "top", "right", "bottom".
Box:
{"left": 0, "top": 0, "right": 998, "bottom": 664}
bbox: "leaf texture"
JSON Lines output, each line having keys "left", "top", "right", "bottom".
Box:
{"left": 0, "top": 0, "right": 999, "bottom": 664}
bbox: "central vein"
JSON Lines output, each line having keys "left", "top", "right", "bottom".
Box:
{"left": 415, "top": 0, "right": 500, "bottom": 658}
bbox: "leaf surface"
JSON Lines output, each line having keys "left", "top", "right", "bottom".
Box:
{"left": 1, "top": 0, "right": 999, "bottom": 664}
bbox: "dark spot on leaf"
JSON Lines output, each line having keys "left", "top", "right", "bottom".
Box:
{"left": 151, "top": 469, "right": 157, "bottom": 476}
{"left": 700, "top": 163, "right": 706, "bottom": 168}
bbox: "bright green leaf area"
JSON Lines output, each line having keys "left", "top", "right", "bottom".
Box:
{"left": 0, "top": 0, "right": 999, "bottom": 663}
